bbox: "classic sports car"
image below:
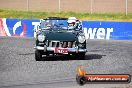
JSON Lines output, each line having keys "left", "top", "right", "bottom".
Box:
{"left": 34, "top": 17, "right": 87, "bottom": 61}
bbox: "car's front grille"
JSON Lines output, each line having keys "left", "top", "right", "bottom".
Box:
{"left": 46, "top": 41, "right": 76, "bottom": 48}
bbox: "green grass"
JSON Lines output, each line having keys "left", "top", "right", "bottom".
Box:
{"left": 0, "top": 9, "right": 132, "bottom": 21}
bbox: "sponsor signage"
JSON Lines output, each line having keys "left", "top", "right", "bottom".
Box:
{"left": 0, "top": 18, "right": 132, "bottom": 40}
{"left": 76, "top": 66, "right": 131, "bottom": 85}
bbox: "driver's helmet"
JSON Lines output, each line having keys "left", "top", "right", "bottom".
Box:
{"left": 67, "top": 17, "right": 77, "bottom": 29}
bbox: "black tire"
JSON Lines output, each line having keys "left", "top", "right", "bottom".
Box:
{"left": 76, "top": 52, "right": 85, "bottom": 60}
{"left": 35, "top": 50, "right": 42, "bottom": 61}
{"left": 76, "top": 75, "right": 87, "bottom": 86}
{"left": 46, "top": 52, "right": 49, "bottom": 56}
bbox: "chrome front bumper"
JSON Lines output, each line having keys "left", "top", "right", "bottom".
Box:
{"left": 34, "top": 46, "right": 87, "bottom": 53}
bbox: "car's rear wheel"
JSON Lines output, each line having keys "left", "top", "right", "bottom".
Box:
{"left": 35, "top": 50, "right": 42, "bottom": 61}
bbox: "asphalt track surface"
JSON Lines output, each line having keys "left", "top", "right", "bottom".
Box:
{"left": 0, "top": 37, "right": 132, "bottom": 88}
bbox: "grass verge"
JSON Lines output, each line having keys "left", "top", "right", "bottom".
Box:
{"left": 0, "top": 9, "right": 132, "bottom": 21}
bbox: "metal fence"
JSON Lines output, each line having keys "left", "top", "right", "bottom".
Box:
{"left": 0, "top": 0, "right": 132, "bottom": 15}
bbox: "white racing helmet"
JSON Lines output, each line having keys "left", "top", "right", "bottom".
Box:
{"left": 67, "top": 17, "right": 77, "bottom": 29}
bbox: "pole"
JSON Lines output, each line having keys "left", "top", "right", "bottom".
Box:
{"left": 125, "top": 0, "right": 128, "bottom": 16}
{"left": 27, "top": 0, "right": 29, "bottom": 11}
{"left": 91, "top": 0, "right": 93, "bottom": 14}
{"left": 59, "top": 0, "right": 61, "bottom": 13}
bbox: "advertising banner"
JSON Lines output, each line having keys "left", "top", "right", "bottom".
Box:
{"left": 0, "top": 18, "right": 132, "bottom": 40}
{"left": 82, "top": 21, "right": 132, "bottom": 40}
{"left": 0, "top": 18, "right": 39, "bottom": 37}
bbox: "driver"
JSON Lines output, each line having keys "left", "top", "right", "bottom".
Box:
{"left": 67, "top": 17, "right": 82, "bottom": 30}
{"left": 45, "top": 20, "right": 52, "bottom": 29}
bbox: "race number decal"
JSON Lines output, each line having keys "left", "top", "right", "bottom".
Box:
{"left": 54, "top": 48, "right": 68, "bottom": 54}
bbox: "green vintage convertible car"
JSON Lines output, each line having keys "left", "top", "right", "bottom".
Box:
{"left": 34, "top": 17, "right": 87, "bottom": 61}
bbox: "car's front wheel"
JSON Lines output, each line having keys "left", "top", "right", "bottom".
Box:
{"left": 76, "top": 52, "right": 85, "bottom": 60}
{"left": 35, "top": 50, "right": 42, "bottom": 61}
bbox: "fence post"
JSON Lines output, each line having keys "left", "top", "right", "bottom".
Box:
{"left": 27, "top": 0, "right": 29, "bottom": 11}
{"left": 59, "top": 0, "right": 61, "bottom": 13}
{"left": 125, "top": 0, "right": 128, "bottom": 16}
{"left": 91, "top": 0, "right": 93, "bottom": 14}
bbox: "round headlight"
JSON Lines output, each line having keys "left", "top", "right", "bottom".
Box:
{"left": 38, "top": 34, "right": 45, "bottom": 42}
{"left": 78, "top": 35, "right": 86, "bottom": 43}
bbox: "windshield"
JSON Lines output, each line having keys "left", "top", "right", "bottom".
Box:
{"left": 40, "top": 19, "right": 68, "bottom": 29}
